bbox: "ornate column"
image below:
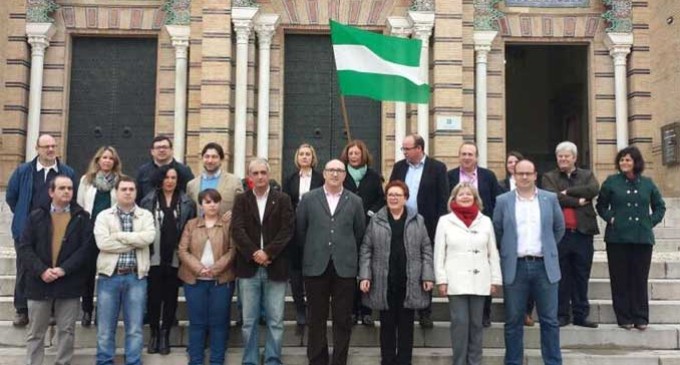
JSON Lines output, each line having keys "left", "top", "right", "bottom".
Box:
{"left": 472, "top": 0, "right": 503, "bottom": 167}
{"left": 387, "top": 16, "right": 413, "bottom": 162}
{"left": 25, "top": 0, "right": 58, "bottom": 161}
{"left": 254, "top": 14, "right": 280, "bottom": 159}
{"left": 164, "top": 1, "right": 191, "bottom": 162}
{"left": 232, "top": 5, "right": 259, "bottom": 177}
{"left": 603, "top": 0, "right": 633, "bottom": 150}
{"left": 408, "top": 5, "right": 434, "bottom": 154}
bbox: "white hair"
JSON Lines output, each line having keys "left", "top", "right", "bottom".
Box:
{"left": 555, "top": 141, "right": 578, "bottom": 158}
{"left": 248, "top": 157, "right": 270, "bottom": 173}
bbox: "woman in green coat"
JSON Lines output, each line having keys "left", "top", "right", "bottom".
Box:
{"left": 596, "top": 146, "right": 666, "bottom": 331}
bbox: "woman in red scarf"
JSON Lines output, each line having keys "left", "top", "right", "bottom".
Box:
{"left": 434, "top": 182, "right": 502, "bottom": 365}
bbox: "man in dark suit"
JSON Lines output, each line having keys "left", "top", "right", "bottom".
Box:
{"left": 232, "top": 158, "right": 295, "bottom": 365}
{"left": 389, "top": 133, "right": 448, "bottom": 328}
{"left": 297, "top": 159, "right": 366, "bottom": 365}
{"left": 493, "top": 160, "right": 565, "bottom": 365}
{"left": 447, "top": 141, "right": 503, "bottom": 326}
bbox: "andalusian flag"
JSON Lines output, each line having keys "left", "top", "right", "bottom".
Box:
{"left": 330, "top": 20, "right": 430, "bottom": 104}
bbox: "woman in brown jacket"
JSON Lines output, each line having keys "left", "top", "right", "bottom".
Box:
{"left": 178, "top": 188, "right": 236, "bottom": 365}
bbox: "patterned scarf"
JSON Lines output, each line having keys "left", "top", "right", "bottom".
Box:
{"left": 93, "top": 171, "right": 117, "bottom": 192}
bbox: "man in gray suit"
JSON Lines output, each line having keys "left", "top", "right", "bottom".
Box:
{"left": 297, "top": 159, "right": 366, "bottom": 365}
{"left": 492, "top": 160, "right": 565, "bottom": 365}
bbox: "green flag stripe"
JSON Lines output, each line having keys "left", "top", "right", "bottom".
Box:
{"left": 330, "top": 20, "right": 422, "bottom": 67}
{"left": 337, "top": 70, "right": 430, "bottom": 104}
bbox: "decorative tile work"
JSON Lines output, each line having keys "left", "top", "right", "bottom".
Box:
{"left": 564, "top": 16, "right": 576, "bottom": 36}
{"left": 542, "top": 16, "right": 553, "bottom": 36}
{"left": 282, "top": 0, "right": 299, "bottom": 24}
{"left": 85, "top": 7, "right": 97, "bottom": 28}
{"left": 520, "top": 16, "right": 532, "bottom": 36}
{"left": 26, "top": 0, "right": 59, "bottom": 23}
{"left": 108, "top": 8, "right": 120, "bottom": 29}
{"left": 130, "top": 8, "right": 143, "bottom": 29}
{"left": 152, "top": 9, "right": 165, "bottom": 29}
{"left": 348, "top": 0, "right": 361, "bottom": 25}
{"left": 602, "top": 0, "right": 632, "bottom": 32}
{"left": 585, "top": 16, "right": 600, "bottom": 36}
{"left": 306, "top": 0, "right": 318, "bottom": 24}
{"left": 62, "top": 6, "right": 75, "bottom": 27}
{"left": 506, "top": 0, "right": 589, "bottom": 7}
{"left": 367, "top": 0, "right": 384, "bottom": 25}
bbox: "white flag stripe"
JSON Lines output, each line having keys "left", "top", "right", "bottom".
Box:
{"left": 332, "top": 44, "right": 425, "bottom": 86}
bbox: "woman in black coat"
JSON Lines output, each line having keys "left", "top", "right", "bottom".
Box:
{"left": 282, "top": 143, "right": 324, "bottom": 331}
{"left": 340, "top": 139, "right": 386, "bottom": 326}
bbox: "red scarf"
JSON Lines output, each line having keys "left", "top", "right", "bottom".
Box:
{"left": 450, "top": 202, "right": 479, "bottom": 228}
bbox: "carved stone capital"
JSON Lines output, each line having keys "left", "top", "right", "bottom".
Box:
{"left": 408, "top": 11, "right": 435, "bottom": 42}
{"left": 232, "top": 7, "right": 259, "bottom": 44}
{"left": 387, "top": 16, "right": 412, "bottom": 38}
{"left": 604, "top": 32, "right": 633, "bottom": 65}
{"left": 26, "top": 22, "right": 56, "bottom": 55}
{"left": 254, "top": 14, "right": 280, "bottom": 48}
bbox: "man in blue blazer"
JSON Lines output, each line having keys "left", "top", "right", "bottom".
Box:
{"left": 492, "top": 160, "right": 565, "bottom": 365}
{"left": 447, "top": 141, "right": 502, "bottom": 326}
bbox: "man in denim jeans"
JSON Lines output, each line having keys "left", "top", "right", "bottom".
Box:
{"left": 232, "top": 158, "right": 294, "bottom": 365}
{"left": 94, "top": 175, "right": 155, "bottom": 365}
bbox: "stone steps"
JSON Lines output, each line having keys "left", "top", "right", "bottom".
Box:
{"left": 1, "top": 346, "right": 680, "bottom": 365}
{"left": 1, "top": 296, "right": 680, "bottom": 324}
{"left": 1, "top": 321, "right": 678, "bottom": 350}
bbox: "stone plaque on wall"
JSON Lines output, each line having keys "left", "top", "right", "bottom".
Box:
{"left": 505, "top": 0, "right": 589, "bottom": 7}
{"left": 662, "top": 123, "right": 680, "bottom": 166}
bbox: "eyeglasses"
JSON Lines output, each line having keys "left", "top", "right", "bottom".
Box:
{"left": 400, "top": 146, "right": 417, "bottom": 152}
{"left": 324, "top": 168, "right": 346, "bottom": 175}
{"left": 387, "top": 193, "right": 404, "bottom": 198}
{"left": 38, "top": 144, "right": 57, "bottom": 149}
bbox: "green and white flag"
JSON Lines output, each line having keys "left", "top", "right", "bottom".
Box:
{"left": 330, "top": 20, "right": 430, "bottom": 104}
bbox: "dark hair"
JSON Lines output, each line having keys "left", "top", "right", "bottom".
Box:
{"left": 507, "top": 150, "right": 524, "bottom": 161}
{"left": 201, "top": 142, "right": 224, "bottom": 160}
{"left": 198, "top": 188, "right": 222, "bottom": 204}
{"left": 616, "top": 146, "right": 645, "bottom": 175}
{"left": 150, "top": 135, "right": 173, "bottom": 149}
{"left": 339, "top": 139, "right": 373, "bottom": 167}
{"left": 49, "top": 174, "right": 73, "bottom": 191}
{"left": 151, "top": 164, "right": 184, "bottom": 192}
{"left": 115, "top": 175, "right": 137, "bottom": 190}
{"left": 408, "top": 133, "right": 425, "bottom": 151}
{"left": 385, "top": 180, "right": 410, "bottom": 200}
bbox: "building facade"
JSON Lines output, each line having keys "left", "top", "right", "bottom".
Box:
{"left": 0, "top": 0, "right": 678, "bottom": 195}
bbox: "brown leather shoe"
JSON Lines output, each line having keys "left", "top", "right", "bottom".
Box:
{"left": 524, "top": 314, "right": 535, "bottom": 327}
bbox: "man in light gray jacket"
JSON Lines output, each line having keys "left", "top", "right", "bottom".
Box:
{"left": 297, "top": 159, "right": 366, "bottom": 365}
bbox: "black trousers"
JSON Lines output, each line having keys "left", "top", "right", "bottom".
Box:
{"left": 558, "top": 231, "right": 594, "bottom": 322}
{"left": 380, "top": 294, "right": 414, "bottom": 365}
{"left": 13, "top": 239, "right": 27, "bottom": 313}
{"left": 289, "top": 266, "right": 307, "bottom": 324}
{"left": 81, "top": 246, "right": 99, "bottom": 313}
{"left": 304, "top": 262, "right": 355, "bottom": 365}
{"left": 606, "top": 243, "right": 652, "bottom": 326}
{"left": 353, "top": 283, "right": 372, "bottom": 318}
{"left": 147, "top": 265, "right": 180, "bottom": 329}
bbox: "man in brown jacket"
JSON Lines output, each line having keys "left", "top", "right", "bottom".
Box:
{"left": 542, "top": 141, "right": 600, "bottom": 328}
{"left": 232, "top": 158, "right": 295, "bottom": 365}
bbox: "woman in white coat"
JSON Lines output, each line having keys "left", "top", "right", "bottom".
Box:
{"left": 434, "top": 182, "right": 502, "bottom": 365}
{"left": 76, "top": 146, "right": 121, "bottom": 326}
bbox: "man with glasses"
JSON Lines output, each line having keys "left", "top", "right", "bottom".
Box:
{"left": 135, "top": 135, "right": 194, "bottom": 204}
{"left": 388, "top": 133, "right": 448, "bottom": 328}
{"left": 7, "top": 134, "right": 77, "bottom": 327}
{"left": 297, "top": 159, "right": 366, "bottom": 365}
{"left": 493, "top": 160, "right": 565, "bottom": 365}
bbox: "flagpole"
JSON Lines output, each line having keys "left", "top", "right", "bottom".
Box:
{"left": 340, "top": 95, "right": 353, "bottom": 142}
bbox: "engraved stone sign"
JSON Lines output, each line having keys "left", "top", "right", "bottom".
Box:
{"left": 661, "top": 123, "right": 680, "bottom": 166}
{"left": 505, "top": 0, "right": 589, "bottom": 7}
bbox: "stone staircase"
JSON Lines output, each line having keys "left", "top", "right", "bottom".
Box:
{"left": 1, "top": 193, "right": 680, "bottom": 364}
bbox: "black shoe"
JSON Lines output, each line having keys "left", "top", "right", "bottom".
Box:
{"left": 634, "top": 324, "right": 648, "bottom": 331}
{"left": 158, "top": 328, "right": 171, "bottom": 355}
{"left": 12, "top": 312, "right": 28, "bottom": 327}
{"left": 558, "top": 317, "right": 571, "bottom": 327}
{"left": 81, "top": 312, "right": 92, "bottom": 327}
{"left": 235, "top": 318, "right": 243, "bottom": 327}
{"left": 573, "top": 319, "right": 598, "bottom": 328}
{"left": 147, "top": 327, "right": 159, "bottom": 354}
{"left": 619, "top": 324, "right": 633, "bottom": 330}
{"left": 295, "top": 323, "right": 305, "bottom": 336}
{"left": 351, "top": 314, "right": 359, "bottom": 325}
{"left": 259, "top": 317, "right": 266, "bottom": 326}
{"left": 361, "top": 314, "right": 374, "bottom": 327}
{"left": 419, "top": 315, "right": 433, "bottom": 329}
{"left": 482, "top": 316, "right": 491, "bottom": 328}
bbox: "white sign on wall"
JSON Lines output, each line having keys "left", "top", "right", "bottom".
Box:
{"left": 436, "top": 115, "right": 462, "bottom": 131}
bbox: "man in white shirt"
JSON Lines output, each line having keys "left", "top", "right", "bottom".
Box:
{"left": 492, "top": 160, "right": 565, "bottom": 365}
{"left": 231, "top": 158, "right": 294, "bottom": 365}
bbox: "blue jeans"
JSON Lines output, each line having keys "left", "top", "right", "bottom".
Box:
{"left": 239, "top": 267, "right": 287, "bottom": 365}
{"left": 96, "top": 273, "right": 147, "bottom": 365}
{"left": 184, "top": 280, "right": 234, "bottom": 365}
{"left": 504, "top": 260, "right": 562, "bottom": 365}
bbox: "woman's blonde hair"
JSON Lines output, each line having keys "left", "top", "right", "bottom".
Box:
{"left": 294, "top": 143, "right": 319, "bottom": 169}
{"left": 447, "top": 182, "right": 484, "bottom": 212}
{"left": 85, "top": 146, "right": 123, "bottom": 184}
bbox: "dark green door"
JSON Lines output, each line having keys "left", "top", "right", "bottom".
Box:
{"left": 283, "top": 34, "right": 382, "bottom": 180}
{"left": 67, "top": 37, "right": 158, "bottom": 176}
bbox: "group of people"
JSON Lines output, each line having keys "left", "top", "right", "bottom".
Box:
{"left": 6, "top": 132, "right": 666, "bottom": 365}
